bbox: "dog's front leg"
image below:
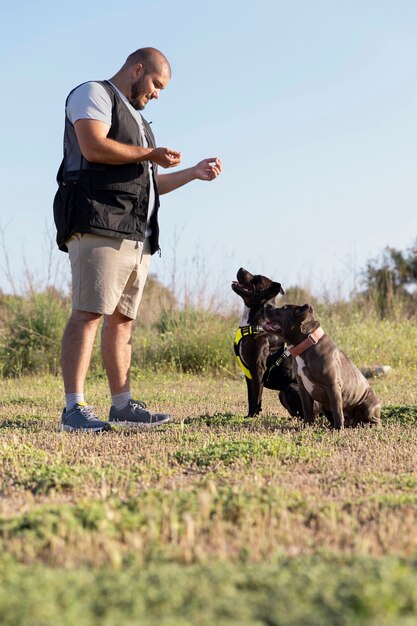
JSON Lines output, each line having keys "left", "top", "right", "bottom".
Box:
{"left": 246, "top": 377, "right": 263, "bottom": 417}
{"left": 326, "top": 382, "right": 344, "bottom": 430}
{"left": 298, "top": 382, "right": 315, "bottom": 424}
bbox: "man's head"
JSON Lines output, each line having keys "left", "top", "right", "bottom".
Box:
{"left": 120, "top": 47, "right": 171, "bottom": 110}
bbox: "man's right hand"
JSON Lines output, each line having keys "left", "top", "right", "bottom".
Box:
{"left": 150, "top": 148, "right": 182, "bottom": 168}
{"left": 74, "top": 119, "right": 182, "bottom": 167}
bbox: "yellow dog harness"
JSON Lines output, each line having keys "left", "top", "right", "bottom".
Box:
{"left": 234, "top": 325, "right": 291, "bottom": 381}
{"left": 234, "top": 325, "right": 263, "bottom": 379}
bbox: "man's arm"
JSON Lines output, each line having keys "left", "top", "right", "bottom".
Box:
{"left": 74, "top": 119, "right": 182, "bottom": 169}
{"left": 157, "top": 158, "right": 222, "bottom": 195}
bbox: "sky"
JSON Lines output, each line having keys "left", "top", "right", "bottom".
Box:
{"left": 1, "top": 0, "right": 416, "bottom": 306}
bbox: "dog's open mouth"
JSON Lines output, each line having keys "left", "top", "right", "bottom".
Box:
{"left": 231, "top": 281, "right": 254, "bottom": 296}
{"left": 262, "top": 321, "right": 281, "bottom": 334}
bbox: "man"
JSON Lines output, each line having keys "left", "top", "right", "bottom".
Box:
{"left": 53, "top": 47, "right": 222, "bottom": 432}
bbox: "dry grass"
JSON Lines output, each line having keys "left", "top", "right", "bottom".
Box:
{"left": 1, "top": 368, "right": 417, "bottom": 624}
{"left": 0, "top": 368, "right": 416, "bottom": 569}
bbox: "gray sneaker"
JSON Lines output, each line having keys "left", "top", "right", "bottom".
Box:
{"left": 59, "top": 404, "right": 112, "bottom": 432}
{"left": 109, "top": 399, "right": 171, "bottom": 427}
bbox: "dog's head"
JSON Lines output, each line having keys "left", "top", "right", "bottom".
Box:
{"left": 231, "top": 267, "right": 284, "bottom": 307}
{"left": 263, "top": 303, "right": 315, "bottom": 340}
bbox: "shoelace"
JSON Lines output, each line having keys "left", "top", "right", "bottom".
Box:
{"left": 79, "top": 405, "right": 101, "bottom": 421}
{"left": 130, "top": 401, "right": 148, "bottom": 412}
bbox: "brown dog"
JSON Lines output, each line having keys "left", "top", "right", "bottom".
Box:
{"left": 263, "top": 303, "right": 381, "bottom": 429}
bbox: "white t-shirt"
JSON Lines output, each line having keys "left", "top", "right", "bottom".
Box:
{"left": 66, "top": 81, "right": 156, "bottom": 235}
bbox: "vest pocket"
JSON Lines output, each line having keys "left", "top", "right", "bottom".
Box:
{"left": 89, "top": 180, "right": 147, "bottom": 235}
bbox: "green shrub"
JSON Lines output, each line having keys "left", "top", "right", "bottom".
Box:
{"left": 0, "top": 290, "right": 69, "bottom": 377}
{"left": 0, "top": 284, "right": 415, "bottom": 378}
{"left": 315, "top": 305, "right": 416, "bottom": 368}
{"left": 132, "top": 307, "right": 236, "bottom": 374}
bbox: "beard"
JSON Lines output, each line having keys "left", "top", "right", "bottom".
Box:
{"left": 129, "top": 77, "right": 147, "bottom": 110}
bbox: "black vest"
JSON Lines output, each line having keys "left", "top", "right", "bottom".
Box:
{"left": 53, "top": 80, "right": 160, "bottom": 254}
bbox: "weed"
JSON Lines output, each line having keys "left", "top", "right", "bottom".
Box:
{"left": 382, "top": 405, "right": 417, "bottom": 424}
{"left": 174, "top": 437, "right": 318, "bottom": 468}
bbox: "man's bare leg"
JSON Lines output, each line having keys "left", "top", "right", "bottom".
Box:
{"left": 61, "top": 309, "right": 102, "bottom": 394}
{"left": 59, "top": 309, "right": 112, "bottom": 431}
{"left": 101, "top": 309, "right": 133, "bottom": 396}
{"left": 102, "top": 308, "right": 171, "bottom": 426}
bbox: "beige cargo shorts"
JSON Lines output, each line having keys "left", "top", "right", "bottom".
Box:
{"left": 67, "top": 233, "right": 151, "bottom": 320}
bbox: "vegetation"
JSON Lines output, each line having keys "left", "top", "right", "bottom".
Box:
{"left": 0, "top": 247, "right": 416, "bottom": 624}
{"left": 0, "top": 371, "right": 416, "bottom": 624}
{"left": 1, "top": 272, "right": 417, "bottom": 379}
{"left": 360, "top": 238, "right": 417, "bottom": 318}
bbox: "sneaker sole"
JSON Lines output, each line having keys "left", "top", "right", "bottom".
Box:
{"left": 109, "top": 417, "right": 171, "bottom": 428}
{"left": 58, "top": 424, "right": 112, "bottom": 433}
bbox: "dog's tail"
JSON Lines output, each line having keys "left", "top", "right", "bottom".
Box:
{"left": 360, "top": 365, "right": 392, "bottom": 379}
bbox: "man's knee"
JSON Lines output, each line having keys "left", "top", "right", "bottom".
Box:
{"left": 104, "top": 309, "right": 134, "bottom": 327}
{"left": 68, "top": 309, "right": 102, "bottom": 326}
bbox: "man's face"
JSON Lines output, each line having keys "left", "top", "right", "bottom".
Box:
{"left": 129, "top": 64, "right": 170, "bottom": 110}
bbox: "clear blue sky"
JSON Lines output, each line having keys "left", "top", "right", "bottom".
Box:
{"left": 1, "top": 0, "right": 416, "bottom": 304}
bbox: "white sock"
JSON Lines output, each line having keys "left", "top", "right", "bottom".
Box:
{"left": 111, "top": 391, "right": 132, "bottom": 411}
{"left": 66, "top": 393, "right": 85, "bottom": 411}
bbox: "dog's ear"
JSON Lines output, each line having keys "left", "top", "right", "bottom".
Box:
{"left": 276, "top": 282, "right": 285, "bottom": 296}
{"left": 271, "top": 281, "right": 285, "bottom": 297}
{"left": 296, "top": 303, "right": 313, "bottom": 319}
{"left": 298, "top": 304, "right": 315, "bottom": 334}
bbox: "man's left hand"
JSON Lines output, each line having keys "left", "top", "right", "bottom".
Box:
{"left": 193, "top": 158, "right": 222, "bottom": 181}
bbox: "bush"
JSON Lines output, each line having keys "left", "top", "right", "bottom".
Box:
{"left": 132, "top": 307, "right": 236, "bottom": 374}
{"left": 0, "top": 281, "right": 415, "bottom": 378}
{"left": 314, "top": 304, "right": 416, "bottom": 368}
{"left": 0, "top": 290, "right": 69, "bottom": 377}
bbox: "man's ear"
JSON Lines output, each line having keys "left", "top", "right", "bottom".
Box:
{"left": 133, "top": 63, "right": 144, "bottom": 77}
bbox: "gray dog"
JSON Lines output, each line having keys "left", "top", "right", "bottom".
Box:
{"left": 263, "top": 303, "right": 381, "bottom": 429}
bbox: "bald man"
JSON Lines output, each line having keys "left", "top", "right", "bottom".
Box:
{"left": 54, "top": 47, "right": 222, "bottom": 432}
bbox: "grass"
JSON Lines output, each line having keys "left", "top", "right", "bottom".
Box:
{"left": 0, "top": 367, "right": 417, "bottom": 624}
{"left": 3, "top": 557, "right": 417, "bottom": 626}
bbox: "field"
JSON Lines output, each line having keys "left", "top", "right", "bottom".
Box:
{"left": 1, "top": 355, "right": 417, "bottom": 624}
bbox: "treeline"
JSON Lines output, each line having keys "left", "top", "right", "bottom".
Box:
{"left": 362, "top": 240, "right": 417, "bottom": 317}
